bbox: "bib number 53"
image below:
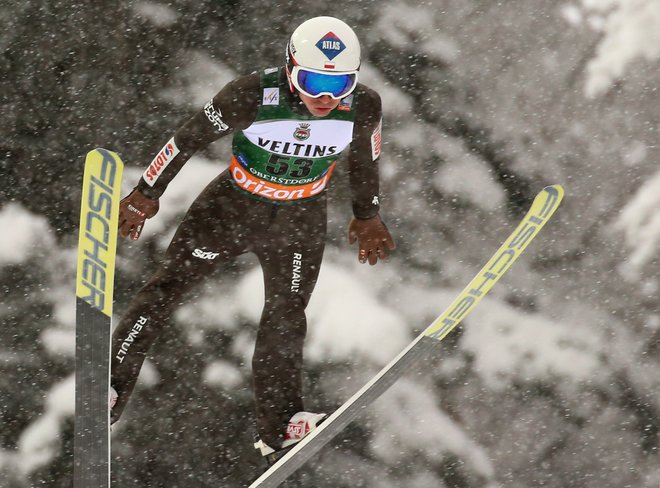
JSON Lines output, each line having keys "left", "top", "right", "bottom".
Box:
{"left": 265, "top": 155, "right": 314, "bottom": 178}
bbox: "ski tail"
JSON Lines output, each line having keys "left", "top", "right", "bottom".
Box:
{"left": 74, "top": 148, "right": 123, "bottom": 487}
{"left": 246, "top": 184, "right": 564, "bottom": 488}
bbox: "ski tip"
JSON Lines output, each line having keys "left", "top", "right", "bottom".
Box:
{"left": 529, "top": 184, "right": 564, "bottom": 222}
{"left": 542, "top": 184, "right": 565, "bottom": 200}
{"left": 536, "top": 184, "right": 565, "bottom": 212}
{"left": 88, "top": 147, "right": 122, "bottom": 161}
{"left": 77, "top": 148, "right": 124, "bottom": 316}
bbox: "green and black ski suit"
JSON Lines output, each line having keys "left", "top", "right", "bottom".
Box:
{"left": 110, "top": 67, "right": 383, "bottom": 449}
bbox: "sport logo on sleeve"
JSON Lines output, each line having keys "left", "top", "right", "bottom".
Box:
{"left": 192, "top": 248, "right": 220, "bottom": 260}
{"left": 204, "top": 101, "right": 230, "bottom": 133}
{"left": 370, "top": 118, "right": 382, "bottom": 161}
{"left": 143, "top": 138, "right": 179, "bottom": 186}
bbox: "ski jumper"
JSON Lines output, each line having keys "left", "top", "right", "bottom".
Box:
{"left": 110, "top": 67, "right": 383, "bottom": 449}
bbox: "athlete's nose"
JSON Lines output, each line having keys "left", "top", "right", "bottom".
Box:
{"left": 317, "top": 95, "right": 334, "bottom": 105}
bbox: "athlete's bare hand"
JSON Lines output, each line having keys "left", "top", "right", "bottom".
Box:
{"left": 348, "top": 215, "right": 396, "bottom": 265}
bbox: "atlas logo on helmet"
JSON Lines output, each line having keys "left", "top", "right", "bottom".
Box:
{"left": 315, "top": 32, "right": 346, "bottom": 60}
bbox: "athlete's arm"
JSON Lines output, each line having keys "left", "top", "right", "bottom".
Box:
{"left": 347, "top": 84, "right": 382, "bottom": 219}
{"left": 346, "top": 85, "right": 395, "bottom": 264}
{"left": 135, "top": 72, "right": 261, "bottom": 199}
{"left": 118, "top": 73, "right": 260, "bottom": 240}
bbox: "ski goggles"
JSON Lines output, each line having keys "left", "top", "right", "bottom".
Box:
{"left": 290, "top": 66, "right": 358, "bottom": 100}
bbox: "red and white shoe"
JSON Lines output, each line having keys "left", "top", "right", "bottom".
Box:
{"left": 282, "top": 411, "right": 327, "bottom": 448}
{"left": 254, "top": 411, "right": 327, "bottom": 459}
{"left": 109, "top": 386, "right": 118, "bottom": 410}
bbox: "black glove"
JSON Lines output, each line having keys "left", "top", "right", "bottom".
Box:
{"left": 348, "top": 214, "right": 396, "bottom": 265}
{"left": 118, "top": 189, "right": 159, "bottom": 240}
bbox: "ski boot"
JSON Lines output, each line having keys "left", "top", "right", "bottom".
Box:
{"left": 254, "top": 411, "right": 327, "bottom": 466}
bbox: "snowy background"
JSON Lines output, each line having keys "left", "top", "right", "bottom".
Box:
{"left": 1, "top": 0, "right": 659, "bottom": 487}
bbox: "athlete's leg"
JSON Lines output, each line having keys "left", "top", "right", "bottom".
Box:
{"left": 250, "top": 198, "right": 328, "bottom": 448}
{"left": 110, "top": 173, "right": 248, "bottom": 422}
{"left": 110, "top": 256, "right": 210, "bottom": 422}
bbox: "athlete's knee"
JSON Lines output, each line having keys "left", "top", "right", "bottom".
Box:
{"left": 262, "top": 293, "right": 307, "bottom": 323}
{"left": 140, "top": 261, "right": 194, "bottom": 302}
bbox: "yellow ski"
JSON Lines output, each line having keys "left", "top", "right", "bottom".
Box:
{"left": 248, "top": 184, "right": 564, "bottom": 488}
{"left": 74, "top": 148, "right": 123, "bottom": 487}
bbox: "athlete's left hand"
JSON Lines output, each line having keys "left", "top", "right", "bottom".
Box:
{"left": 348, "top": 215, "right": 396, "bottom": 265}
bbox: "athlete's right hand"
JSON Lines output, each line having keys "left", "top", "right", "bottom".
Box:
{"left": 118, "top": 189, "right": 159, "bottom": 240}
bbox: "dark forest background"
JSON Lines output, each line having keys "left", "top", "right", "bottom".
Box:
{"left": 1, "top": 1, "right": 658, "bottom": 487}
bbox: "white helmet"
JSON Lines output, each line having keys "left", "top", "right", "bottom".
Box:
{"left": 286, "top": 16, "right": 361, "bottom": 99}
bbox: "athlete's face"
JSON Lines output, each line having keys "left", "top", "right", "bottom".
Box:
{"left": 298, "top": 93, "right": 341, "bottom": 117}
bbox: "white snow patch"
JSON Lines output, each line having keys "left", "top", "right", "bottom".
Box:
{"left": 305, "top": 263, "right": 409, "bottom": 365}
{"left": 358, "top": 63, "right": 414, "bottom": 116}
{"left": 622, "top": 140, "right": 649, "bottom": 167}
{"left": 375, "top": 3, "right": 459, "bottom": 64}
{"left": 137, "top": 358, "right": 160, "bottom": 388}
{"left": 433, "top": 159, "right": 504, "bottom": 210}
{"left": 176, "top": 289, "right": 243, "bottom": 332}
{"left": 203, "top": 360, "right": 243, "bottom": 389}
{"left": 0, "top": 203, "right": 53, "bottom": 266}
{"left": 560, "top": 4, "right": 584, "bottom": 25}
{"left": 394, "top": 283, "right": 609, "bottom": 395}
{"left": 579, "top": 0, "right": 660, "bottom": 97}
{"left": 461, "top": 298, "right": 606, "bottom": 390}
{"left": 614, "top": 169, "right": 660, "bottom": 279}
{"left": 372, "top": 379, "right": 496, "bottom": 481}
{"left": 158, "top": 50, "right": 236, "bottom": 108}
{"left": 233, "top": 267, "right": 266, "bottom": 325}
{"left": 40, "top": 328, "right": 75, "bottom": 358}
{"left": 49, "top": 248, "right": 78, "bottom": 328}
{"left": 432, "top": 137, "right": 506, "bottom": 211}
{"left": 231, "top": 331, "right": 257, "bottom": 370}
{"left": 0, "top": 449, "right": 21, "bottom": 484}
{"left": 17, "top": 375, "right": 74, "bottom": 475}
{"left": 388, "top": 121, "right": 430, "bottom": 150}
{"left": 46, "top": 376, "right": 76, "bottom": 416}
{"left": 132, "top": 1, "right": 178, "bottom": 28}
{"left": 187, "top": 260, "right": 409, "bottom": 366}
{"left": 185, "top": 327, "right": 205, "bottom": 346}
{"left": 647, "top": 314, "right": 660, "bottom": 331}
